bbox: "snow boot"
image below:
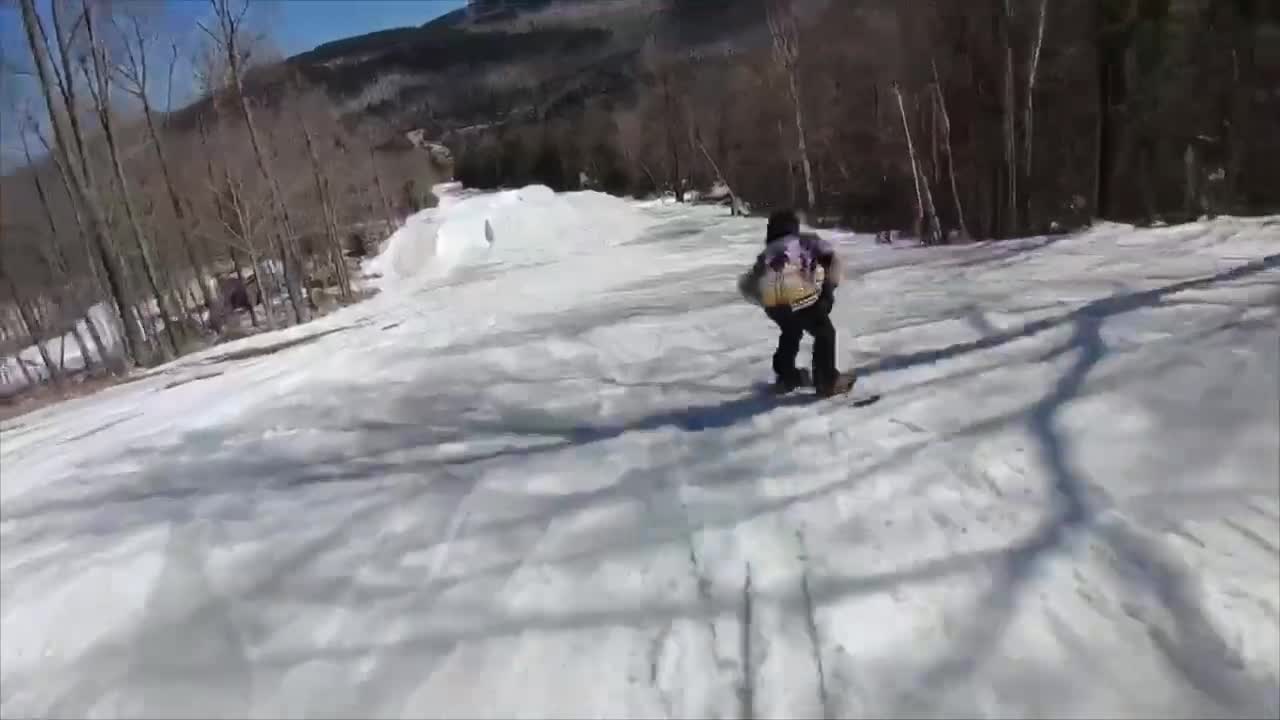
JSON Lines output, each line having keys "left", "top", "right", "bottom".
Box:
{"left": 772, "top": 367, "right": 813, "bottom": 395}
{"left": 816, "top": 371, "right": 856, "bottom": 398}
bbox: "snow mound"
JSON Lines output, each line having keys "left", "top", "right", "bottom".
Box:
{"left": 368, "top": 183, "right": 652, "bottom": 289}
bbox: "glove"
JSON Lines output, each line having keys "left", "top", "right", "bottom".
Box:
{"left": 737, "top": 269, "right": 763, "bottom": 306}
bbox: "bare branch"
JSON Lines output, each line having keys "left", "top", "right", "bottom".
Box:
{"left": 107, "top": 11, "right": 151, "bottom": 100}
{"left": 38, "top": 1, "right": 72, "bottom": 111}
{"left": 31, "top": 116, "right": 53, "bottom": 154}
{"left": 195, "top": 19, "right": 221, "bottom": 48}
{"left": 134, "top": 13, "right": 150, "bottom": 91}
{"left": 166, "top": 42, "right": 178, "bottom": 114}
{"left": 65, "top": 4, "right": 86, "bottom": 46}
{"left": 76, "top": 55, "right": 99, "bottom": 110}
{"left": 233, "top": 0, "right": 251, "bottom": 29}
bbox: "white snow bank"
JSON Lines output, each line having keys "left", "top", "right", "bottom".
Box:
{"left": 367, "top": 183, "right": 653, "bottom": 289}
{"left": 1, "top": 304, "right": 121, "bottom": 395}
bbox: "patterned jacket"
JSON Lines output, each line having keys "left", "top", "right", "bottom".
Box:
{"left": 737, "top": 232, "right": 844, "bottom": 310}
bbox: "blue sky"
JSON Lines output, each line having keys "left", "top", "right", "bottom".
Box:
{"left": 1, "top": 1, "right": 466, "bottom": 68}
{"left": 275, "top": 0, "right": 467, "bottom": 55}
{"left": 0, "top": 0, "right": 465, "bottom": 168}
{"left": 167, "top": 0, "right": 467, "bottom": 57}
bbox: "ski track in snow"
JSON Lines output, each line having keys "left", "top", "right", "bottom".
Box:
{"left": 2, "top": 190, "right": 1278, "bottom": 718}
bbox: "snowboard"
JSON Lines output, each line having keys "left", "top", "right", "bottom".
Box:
{"left": 758, "top": 371, "right": 882, "bottom": 406}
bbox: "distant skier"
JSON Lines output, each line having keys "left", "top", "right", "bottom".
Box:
{"left": 737, "top": 209, "right": 854, "bottom": 397}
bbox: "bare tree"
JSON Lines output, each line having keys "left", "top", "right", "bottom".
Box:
{"left": 999, "top": 0, "right": 1019, "bottom": 235}
{"left": 767, "top": 0, "right": 816, "bottom": 211}
{"left": 197, "top": 0, "right": 308, "bottom": 324}
{"left": 18, "top": 124, "right": 104, "bottom": 370}
{"left": 892, "top": 81, "right": 942, "bottom": 245}
{"left": 1024, "top": 0, "right": 1048, "bottom": 229}
{"left": 18, "top": 0, "right": 143, "bottom": 370}
{"left": 80, "top": 0, "right": 181, "bottom": 358}
{"left": 198, "top": 112, "right": 276, "bottom": 330}
{"left": 0, "top": 224, "right": 62, "bottom": 387}
{"left": 694, "top": 129, "right": 746, "bottom": 216}
{"left": 641, "top": 36, "right": 685, "bottom": 201}
{"left": 113, "top": 9, "right": 219, "bottom": 324}
{"left": 367, "top": 145, "right": 397, "bottom": 232}
{"left": 931, "top": 59, "right": 969, "bottom": 239}
{"left": 614, "top": 109, "right": 659, "bottom": 194}
{"left": 291, "top": 84, "right": 353, "bottom": 301}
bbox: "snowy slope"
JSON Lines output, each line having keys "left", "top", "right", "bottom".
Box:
{"left": 1, "top": 189, "right": 1277, "bottom": 719}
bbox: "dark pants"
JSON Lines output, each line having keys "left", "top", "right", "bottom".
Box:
{"left": 766, "top": 292, "right": 837, "bottom": 391}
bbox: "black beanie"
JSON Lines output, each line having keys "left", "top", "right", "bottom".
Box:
{"left": 765, "top": 209, "right": 800, "bottom": 244}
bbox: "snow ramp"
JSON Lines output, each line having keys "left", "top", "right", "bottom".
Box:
{"left": 1, "top": 196, "right": 1278, "bottom": 718}
{"left": 367, "top": 183, "right": 654, "bottom": 289}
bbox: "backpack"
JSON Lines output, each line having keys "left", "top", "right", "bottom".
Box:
{"left": 754, "top": 235, "right": 827, "bottom": 310}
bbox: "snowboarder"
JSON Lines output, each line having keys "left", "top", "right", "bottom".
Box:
{"left": 737, "top": 209, "right": 854, "bottom": 397}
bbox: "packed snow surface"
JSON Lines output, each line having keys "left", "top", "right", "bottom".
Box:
{"left": 2, "top": 188, "right": 1278, "bottom": 719}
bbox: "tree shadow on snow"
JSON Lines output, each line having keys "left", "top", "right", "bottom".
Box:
{"left": 854, "top": 253, "right": 1278, "bottom": 379}
{"left": 874, "top": 254, "right": 1280, "bottom": 717}
{"left": 16, "top": 254, "right": 1279, "bottom": 717}
{"left": 942, "top": 233, "right": 1073, "bottom": 271}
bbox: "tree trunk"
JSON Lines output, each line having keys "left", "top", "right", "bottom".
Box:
{"left": 70, "top": 321, "right": 94, "bottom": 373}
{"left": 1183, "top": 143, "right": 1199, "bottom": 219}
{"left": 5, "top": 275, "right": 61, "bottom": 387}
{"left": 769, "top": 3, "right": 816, "bottom": 212}
{"left": 1225, "top": 4, "right": 1255, "bottom": 211}
{"left": 930, "top": 84, "right": 940, "bottom": 186}
{"left": 892, "top": 83, "right": 942, "bottom": 245}
{"left": 918, "top": 152, "right": 943, "bottom": 244}
{"left": 636, "top": 157, "right": 659, "bottom": 194}
{"left": 1094, "top": 0, "right": 1123, "bottom": 221}
{"left": 228, "top": 245, "right": 259, "bottom": 328}
{"left": 1024, "top": 0, "right": 1048, "bottom": 231}
{"left": 132, "top": 305, "right": 157, "bottom": 359}
{"left": 12, "top": 348, "right": 36, "bottom": 388}
{"left": 22, "top": 138, "right": 104, "bottom": 374}
{"left": 369, "top": 148, "right": 397, "bottom": 232}
{"left": 83, "top": 72, "right": 181, "bottom": 357}
{"left": 786, "top": 69, "right": 817, "bottom": 212}
{"left": 78, "top": 299, "right": 112, "bottom": 370}
{"left": 241, "top": 204, "right": 279, "bottom": 331}
{"left": 999, "top": 0, "right": 1019, "bottom": 236}
{"left": 694, "top": 131, "right": 745, "bottom": 216}
{"left": 50, "top": 0, "right": 92, "bottom": 184}
{"left": 257, "top": 243, "right": 285, "bottom": 323}
{"left": 250, "top": 250, "right": 278, "bottom": 330}
{"left": 172, "top": 283, "right": 191, "bottom": 325}
{"left": 141, "top": 102, "right": 217, "bottom": 321}
{"left": 7, "top": 307, "right": 37, "bottom": 387}
{"left": 51, "top": 0, "right": 134, "bottom": 357}
{"left": 19, "top": 0, "right": 141, "bottom": 369}
{"left": 83, "top": 2, "right": 183, "bottom": 356}
{"left": 932, "top": 59, "right": 970, "bottom": 240}
{"left": 660, "top": 71, "right": 683, "bottom": 202}
{"left": 778, "top": 120, "right": 796, "bottom": 208}
{"left": 296, "top": 103, "right": 353, "bottom": 301}
{"left": 58, "top": 328, "right": 68, "bottom": 374}
{"left": 41, "top": 128, "right": 106, "bottom": 299}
